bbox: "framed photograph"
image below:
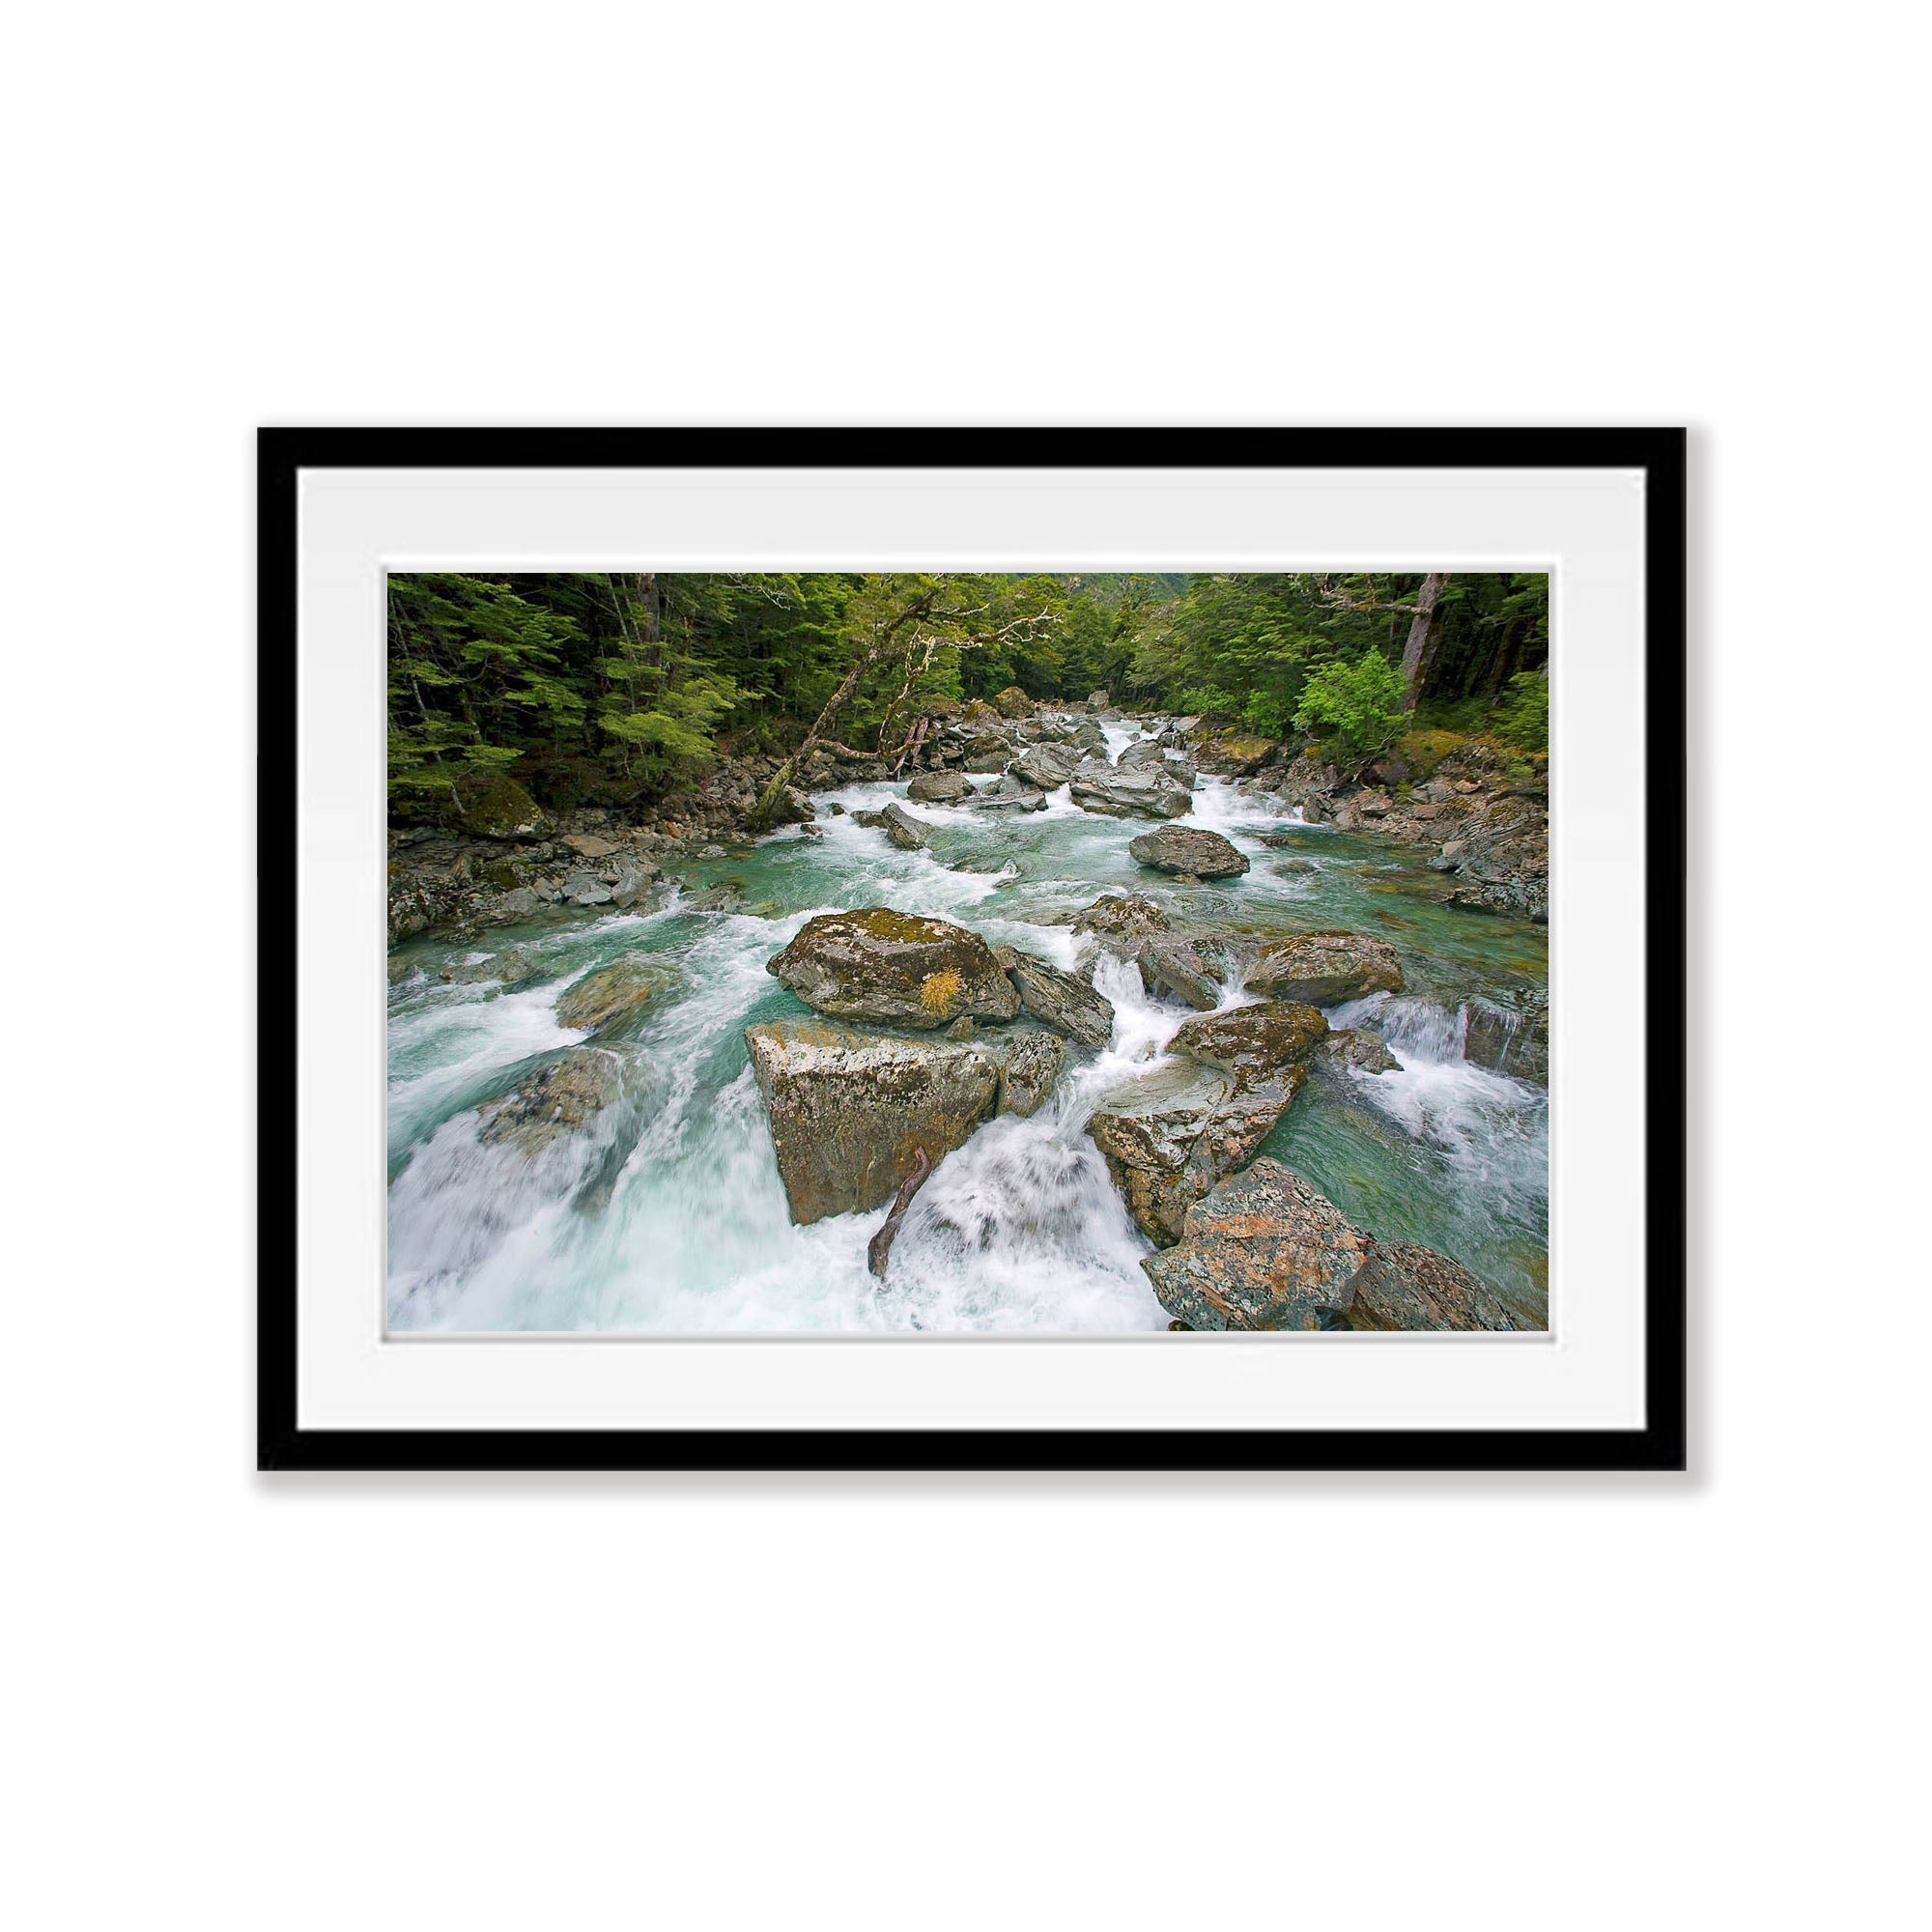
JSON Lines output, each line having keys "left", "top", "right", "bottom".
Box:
{"left": 259, "top": 427, "right": 1685, "bottom": 1471}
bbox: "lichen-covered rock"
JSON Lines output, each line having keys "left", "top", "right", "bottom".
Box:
{"left": 1337, "top": 1239, "right": 1535, "bottom": 1331}
{"left": 1068, "top": 763, "right": 1193, "bottom": 820}
{"left": 879, "top": 801, "right": 928, "bottom": 850}
{"left": 743, "top": 1018, "right": 1002, "bottom": 1223}
{"left": 554, "top": 956, "right": 676, "bottom": 1035}
{"left": 1315, "top": 1028, "right": 1400, "bottom": 1077}
{"left": 906, "top": 769, "right": 975, "bottom": 804}
{"left": 1073, "top": 894, "right": 1170, "bottom": 940}
{"left": 992, "top": 685, "right": 1034, "bottom": 720}
{"left": 1244, "top": 930, "right": 1404, "bottom": 1005}
{"left": 1087, "top": 689, "right": 1111, "bottom": 711}
{"left": 1140, "top": 1159, "right": 1371, "bottom": 1330}
{"left": 439, "top": 947, "right": 532, "bottom": 987}
{"left": 766, "top": 908, "right": 1022, "bottom": 1030}
{"left": 455, "top": 773, "right": 550, "bottom": 841}
{"left": 1086, "top": 1059, "right": 1305, "bottom": 1246}
{"left": 478, "top": 1047, "right": 625, "bottom": 1153}
{"left": 1170, "top": 1001, "right": 1328, "bottom": 1088}
{"left": 1002, "top": 949, "right": 1117, "bottom": 1048}
{"left": 1009, "top": 741, "right": 1079, "bottom": 790}
{"left": 991, "top": 1029, "right": 1066, "bottom": 1118}
{"left": 1128, "top": 825, "right": 1250, "bottom": 879}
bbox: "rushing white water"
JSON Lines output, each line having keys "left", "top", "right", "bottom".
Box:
{"left": 386, "top": 749, "right": 1549, "bottom": 1331}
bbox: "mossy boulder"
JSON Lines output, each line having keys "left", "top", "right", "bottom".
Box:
{"left": 765, "top": 908, "right": 1022, "bottom": 1030}
{"left": 906, "top": 770, "right": 975, "bottom": 804}
{"left": 1315, "top": 1028, "right": 1401, "bottom": 1077}
{"left": 992, "top": 685, "right": 1034, "bottom": 720}
{"left": 1073, "top": 894, "right": 1170, "bottom": 940}
{"left": 1192, "top": 733, "right": 1275, "bottom": 776}
{"left": 454, "top": 772, "right": 550, "bottom": 841}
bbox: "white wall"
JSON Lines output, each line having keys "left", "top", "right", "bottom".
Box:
{"left": 5, "top": 5, "right": 1922, "bottom": 1928}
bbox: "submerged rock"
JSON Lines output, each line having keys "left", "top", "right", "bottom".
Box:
{"left": 879, "top": 801, "right": 928, "bottom": 850}
{"left": 1244, "top": 930, "right": 1405, "bottom": 1005}
{"left": 766, "top": 908, "right": 1022, "bottom": 1030}
{"left": 1068, "top": 762, "right": 1193, "bottom": 820}
{"left": 1128, "top": 824, "right": 1250, "bottom": 879}
{"left": 554, "top": 956, "right": 675, "bottom": 1034}
{"left": 478, "top": 1047, "right": 625, "bottom": 1154}
{"left": 1141, "top": 1159, "right": 1371, "bottom": 1330}
{"left": 1338, "top": 1240, "right": 1533, "bottom": 1332}
{"left": 906, "top": 769, "right": 975, "bottom": 804}
{"left": 744, "top": 1018, "right": 1002, "bottom": 1223}
{"left": 1001, "top": 949, "right": 1117, "bottom": 1048}
{"left": 440, "top": 947, "right": 532, "bottom": 987}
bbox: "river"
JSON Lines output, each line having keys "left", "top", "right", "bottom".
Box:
{"left": 386, "top": 723, "right": 1548, "bottom": 1331}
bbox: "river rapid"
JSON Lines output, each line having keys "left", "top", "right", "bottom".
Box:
{"left": 386, "top": 724, "right": 1549, "bottom": 1332}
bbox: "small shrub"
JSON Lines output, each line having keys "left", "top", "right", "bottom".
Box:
{"left": 1495, "top": 670, "right": 1548, "bottom": 753}
{"left": 1292, "top": 652, "right": 1408, "bottom": 756}
{"left": 1242, "top": 689, "right": 1290, "bottom": 739}
{"left": 920, "top": 970, "right": 965, "bottom": 1019}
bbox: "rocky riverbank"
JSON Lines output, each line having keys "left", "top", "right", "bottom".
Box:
{"left": 389, "top": 692, "right": 1549, "bottom": 947}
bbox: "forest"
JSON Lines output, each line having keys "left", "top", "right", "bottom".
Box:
{"left": 387, "top": 570, "right": 1549, "bottom": 819}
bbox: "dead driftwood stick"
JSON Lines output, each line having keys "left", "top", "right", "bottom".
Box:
{"left": 867, "top": 1146, "right": 934, "bottom": 1280}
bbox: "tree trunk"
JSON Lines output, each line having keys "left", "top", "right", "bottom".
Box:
{"left": 749, "top": 590, "right": 937, "bottom": 828}
{"left": 867, "top": 1147, "right": 934, "bottom": 1279}
{"left": 1399, "top": 572, "right": 1446, "bottom": 708}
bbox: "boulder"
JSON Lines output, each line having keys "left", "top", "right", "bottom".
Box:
{"left": 1315, "top": 1028, "right": 1401, "bottom": 1077}
{"left": 991, "top": 1029, "right": 1066, "bottom": 1118}
{"left": 960, "top": 698, "right": 1002, "bottom": 727}
{"left": 1128, "top": 825, "right": 1250, "bottom": 879}
{"left": 1073, "top": 894, "right": 1170, "bottom": 939}
{"left": 764, "top": 784, "right": 816, "bottom": 826}
{"left": 968, "top": 774, "right": 1047, "bottom": 812}
{"left": 1462, "top": 993, "right": 1549, "bottom": 1084}
{"left": 1337, "top": 1239, "right": 1534, "bottom": 1332}
{"left": 554, "top": 956, "right": 675, "bottom": 1035}
{"left": 1244, "top": 930, "right": 1404, "bottom": 1005}
{"left": 906, "top": 769, "right": 975, "bottom": 804}
{"left": 992, "top": 685, "right": 1034, "bottom": 720}
{"left": 1118, "top": 739, "right": 1198, "bottom": 785}
{"left": 766, "top": 908, "right": 1022, "bottom": 1030}
{"left": 1133, "top": 936, "right": 1225, "bottom": 1010}
{"left": 1191, "top": 734, "right": 1275, "bottom": 777}
{"left": 560, "top": 874, "right": 614, "bottom": 907}
{"left": 879, "top": 801, "right": 928, "bottom": 850}
{"left": 1002, "top": 949, "right": 1117, "bottom": 1048}
{"left": 1170, "top": 1001, "right": 1328, "bottom": 1088}
{"left": 1068, "top": 720, "right": 1110, "bottom": 757}
{"left": 744, "top": 1018, "right": 1002, "bottom": 1223}
{"left": 492, "top": 886, "right": 543, "bottom": 922}
{"left": 1087, "top": 1060, "right": 1304, "bottom": 1246}
{"left": 1009, "top": 740, "right": 1079, "bottom": 790}
{"left": 1068, "top": 764, "right": 1193, "bottom": 820}
{"left": 1140, "top": 1159, "right": 1371, "bottom": 1330}
{"left": 561, "top": 833, "right": 620, "bottom": 861}
{"left": 478, "top": 1047, "right": 625, "bottom": 1154}
{"left": 453, "top": 772, "right": 550, "bottom": 841}
{"left": 440, "top": 947, "right": 531, "bottom": 987}
{"left": 1087, "top": 689, "right": 1111, "bottom": 711}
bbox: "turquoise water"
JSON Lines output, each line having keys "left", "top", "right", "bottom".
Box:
{"left": 386, "top": 735, "right": 1548, "bottom": 1331}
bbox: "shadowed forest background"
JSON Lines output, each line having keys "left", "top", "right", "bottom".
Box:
{"left": 388, "top": 572, "right": 1549, "bottom": 820}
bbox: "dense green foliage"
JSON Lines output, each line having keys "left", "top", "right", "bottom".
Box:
{"left": 386, "top": 569, "right": 1548, "bottom": 813}
{"left": 1292, "top": 651, "right": 1409, "bottom": 754}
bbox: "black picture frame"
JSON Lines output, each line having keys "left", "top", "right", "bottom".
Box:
{"left": 258, "top": 427, "right": 1686, "bottom": 1473}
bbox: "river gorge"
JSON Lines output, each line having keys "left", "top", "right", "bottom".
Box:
{"left": 385, "top": 716, "right": 1548, "bottom": 1333}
